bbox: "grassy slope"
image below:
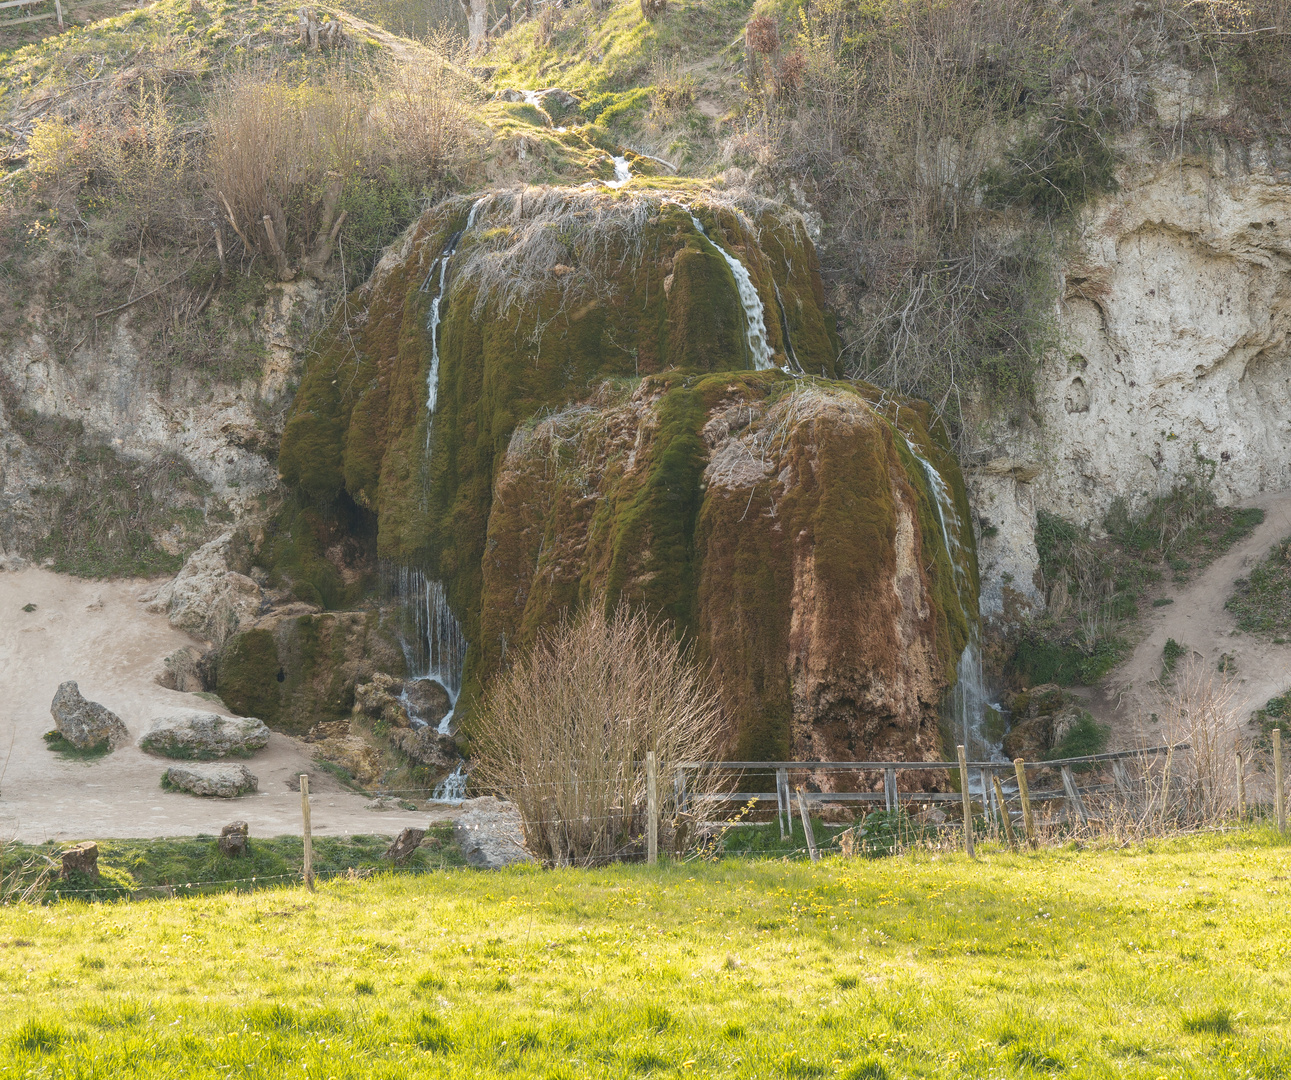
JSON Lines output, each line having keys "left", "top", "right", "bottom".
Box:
{"left": 2, "top": 830, "right": 1290, "bottom": 1077}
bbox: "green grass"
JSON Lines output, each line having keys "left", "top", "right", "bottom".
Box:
{"left": 41, "top": 730, "right": 111, "bottom": 760}
{"left": 1, "top": 832, "right": 465, "bottom": 903}
{"left": 2, "top": 829, "right": 1290, "bottom": 1076}
{"left": 1227, "top": 537, "right": 1291, "bottom": 636}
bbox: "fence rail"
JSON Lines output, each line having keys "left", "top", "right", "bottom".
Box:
{"left": 1, "top": 0, "right": 64, "bottom": 31}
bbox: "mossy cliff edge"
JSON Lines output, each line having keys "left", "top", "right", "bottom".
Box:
{"left": 273, "top": 184, "right": 976, "bottom": 761}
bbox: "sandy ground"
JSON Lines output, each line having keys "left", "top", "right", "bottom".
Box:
{"left": 0, "top": 568, "right": 432, "bottom": 843}
{"left": 1084, "top": 491, "right": 1291, "bottom": 750}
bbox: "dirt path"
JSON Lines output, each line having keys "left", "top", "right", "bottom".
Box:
{"left": 1090, "top": 491, "right": 1291, "bottom": 748}
{"left": 0, "top": 568, "right": 432, "bottom": 843}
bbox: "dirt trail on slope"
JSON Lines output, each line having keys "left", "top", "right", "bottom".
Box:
{"left": 1088, "top": 491, "right": 1291, "bottom": 749}
{"left": 0, "top": 568, "right": 432, "bottom": 843}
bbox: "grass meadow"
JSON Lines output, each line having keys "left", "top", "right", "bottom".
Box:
{"left": 2, "top": 829, "right": 1290, "bottom": 1078}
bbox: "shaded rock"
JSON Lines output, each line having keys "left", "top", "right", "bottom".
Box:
{"left": 60, "top": 841, "right": 99, "bottom": 880}
{"left": 353, "top": 672, "right": 410, "bottom": 727}
{"left": 313, "top": 734, "right": 383, "bottom": 785}
{"left": 218, "top": 821, "right": 249, "bottom": 857}
{"left": 306, "top": 719, "right": 351, "bottom": 742}
{"left": 1003, "top": 715, "right": 1051, "bottom": 761}
{"left": 365, "top": 795, "right": 404, "bottom": 811}
{"left": 452, "top": 796, "right": 535, "bottom": 869}
{"left": 139, "top": 711, "right": 270, "bottom": 759}
{"left": 164, "top": 763, "right": 258, "bottom": 798}
{"left": 402, "top": 677, "right": 451, "bottom": 728}
{"left": 389, "top": 726, "right": 457, "bottom": 771}
{"left": 50, "top": 681, "right": 129, "bottom": 751}
{"left": 157, "top": 646, "right": 207, "bottom": 693}
{"left": 385, "top": 827, "right": 426, "bottom": 864}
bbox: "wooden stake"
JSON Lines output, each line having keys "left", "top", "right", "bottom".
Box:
{"left": 1111, "top": 758, "right": 1133, "bottom": 800}
{"left": 796, "top": 788, "right": 819, "bottom": 863}
{"left": 992, "top": 774, "right": 1016, "bottom": 848}
{"left": 52, "top": 0, "right": 62, "bottom": 30}
{"left": 1236, "top": 750, "right": 1246, "bottom": 820}
{"left": 645, "top": 750, "right": 658, "bottom": 866}
{"left": 957, "top": 745, "right": 975, "bottom": 857}
{"left": 776, "top": 767, "right": 789, "bottom": 839}
{"left": 300, "top": 774, "right": 314, "bottom": 892}
{"left": 1276, "top": 729, "right": 1285, "bottom": 833}
{"left": 885, "top": 766, "right": 897, "bottom": 813}
{"left": 1014, "top": 758, "right": 1036, "bottom": 848}
{"left": 981, "top": 768, "right": 998, "bottom": 840}
{"left": 1060, "top": 764, "right": 1090, "bottom": 826}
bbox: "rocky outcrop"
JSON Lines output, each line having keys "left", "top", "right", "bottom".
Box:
{"left": 163, "top": 763, "right": 258, "bottom": 798}
{"left": 482, "top": 376, "right": 975, "bottom": 769}
{"left": 156, "top": 646, "right": 208, "bottom": 693}
{"left": 451, "top": 797, "right": 535, "bottom": 869}
{"left": 143, "top": 532, "right": 263, "bottom": 647}
{"left": 138, "top": 710, "right": 270, "bottom": 760}
{"left": 50, "top": 681, "right": 129, "bottom": 751}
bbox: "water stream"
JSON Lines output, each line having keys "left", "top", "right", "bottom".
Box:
{"left": 604, "top": 155, "right": 633, "bottom": 189}
{"left": 387, "top": 566, "right": 468, "bottom": 738}
{"left": 687, "top": 213, "right": 775, "bottom": 371}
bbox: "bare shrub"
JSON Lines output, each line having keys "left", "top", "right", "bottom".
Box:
{"left": 376, "top": 58, "right": 476, "bottom": 182}
{"left": 472, "top": 603, "right": 727, "bottom": 866}
{"left": 1156, "top": 661, "right": 1243, "bottom": 825}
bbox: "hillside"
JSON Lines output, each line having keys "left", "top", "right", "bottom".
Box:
{"left": 3, "top": 831, "right": 1290, "bottom": 1077}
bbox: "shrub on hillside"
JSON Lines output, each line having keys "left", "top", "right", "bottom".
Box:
{"left": 472, "top": 604, "right": 725, "bottom": 867}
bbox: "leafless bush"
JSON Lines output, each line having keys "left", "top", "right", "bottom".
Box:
{"left": 377, "top": 58, "right": 477, "bottom": 181}
{"left": 1156, "top": 661, "right": 1243, "bottom": 824}
{"left": 472, "top": 603, "right": 727, "bottom": 866}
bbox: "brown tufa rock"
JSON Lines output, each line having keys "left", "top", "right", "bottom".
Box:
{"left": 61, "top": 842, "right": 99, "bottom": 880}
{"left": 50, "top": 681, "right": 129, "bottom": 751}
{"left": 353, "top": 672, "right": 411, "bottom": 728}
{"left": 313, "top": 734, "right": 383, "bottom": 785}
{"left": 219, "top": 821, "right": 249, "bottom": 857}
{"left": 402, "top": 678, "right": 451, "bottom": 728}
{"left": 385, "top": 827, "right": 425, "bottom": 864}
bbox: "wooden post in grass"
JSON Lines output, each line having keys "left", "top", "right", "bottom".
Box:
{"left": 796, "top": 788, "right": 819, "bottom": 863}
{"left": 1014, "top": 758, "right": 1037, "bottom": 848}
{"left": 981, "top": 768, "right": 998, "bottom": 840}
{"left": 53, "top": 0, "right": 62, "bottom": 29}
{"left": 776, "top": 767, "right": 789, "bottom": 839}
{"left": 300, "top": 773, "right": 314, "bottom": 892}
{"left": 646, "top": 750, "right": 658, "bottom": 866}
{"left": 992, "top": 774, "right": 1016, "bottom": 849}
{"left": 1275, "top": 729, "right": 1286, "bottom": 833}
{"left": 957, "top": 745, "right": 975, "bottom": 857}
{"left": 1236, "top": 751, "right": 1246, "bottom": 820}
{"left": 1060, "top": 765, "right": 1090, "bottom": 827}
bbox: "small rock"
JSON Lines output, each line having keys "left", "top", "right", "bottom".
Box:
{"left": 156, "top": 646, "right": 207, "bottom": 693}
{"left": 365, "top": 795, "right": 403, "bottom": 812}
{"left": 385, "top": 827, "right": 426, "bottom": 864}
{"left": 218, "top": 821, "right": 249, "bottom": 857}
{"left": 452, "top": 796, "right": 535, "bottom": 870}
{"left": 163, "top": 763, "right": 258, "bottom": 798}
{"left": 60, "top": 841, "right": 99, "bottom": 880}
{"left": 139, "top": 711, "right": 270, "bottom": 759}
{"left": 50, "top": 681, "right": 129, "bottom": 751}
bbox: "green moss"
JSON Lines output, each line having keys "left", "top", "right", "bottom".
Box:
{"left": 254, "top": 495, "right": 374, "bottom": 610}
{"left": 215, "top": 629, "right": 281, "bottom": 724}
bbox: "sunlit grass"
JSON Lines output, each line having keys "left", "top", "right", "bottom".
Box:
{"left": 3, "top": 827, "right": 1290, "bottom": 1076}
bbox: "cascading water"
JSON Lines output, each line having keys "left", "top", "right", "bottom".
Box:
{"left": 421, "top": 197, "right": 488, "bottom": 450}
{"left": 432, "top": 763, "right": 468, "bottom": 803}
{"left": 387, "top": 566, "right": 468, "bottom": 737}
{"left": 605, "top": 155, "right": 632, "bottom": 189}
{"left": 898, "top": 433, "right": 1001, "bottom": 761}
{"left": 686, "top": 212, "right": 776, "bottom": 371}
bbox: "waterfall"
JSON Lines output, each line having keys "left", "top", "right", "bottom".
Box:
{"left": 605, "top": 155, "right": 632, "bottom": 189}
{"left": 432, "top": 763, "right": 468, "bottom": 803}
{"left": 687, "top": 213, "right": 775, "bottom": 371}
{"left": 898, "top": 433, "right": 1000, "bottom": 760}
{"left": 422, "top": 197, "right": 488, "bottom": 449}
{"left": 387, "top": 566, "right": 468, "bottom": 736}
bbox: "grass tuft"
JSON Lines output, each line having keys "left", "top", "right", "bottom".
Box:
{"left": 1182, "top": 1006, "right": 1234, "bottom": 1036}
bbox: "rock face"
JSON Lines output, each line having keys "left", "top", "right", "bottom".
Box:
{"left": 144, "top": 532, "right": 264, "bottom": 647}
{"left": 483, "top": 377, "right": 975, "bottom": 768}
{"left": 163, "top": 763, "right": 258, "bottom": 798}
{"left": 973, "top": 159, "right": 1291, "bottom": 622}
{"left": 156, "top": 646, "right": 208, "bottom": 693}
{"left": 452, "top": 797, "right": 535, "bottom": 869}
{"left": 138, "top": 711, "right": 270, "bottom": 760}
{"left": 50, "top": 681, "right": 129, "bottom": 751}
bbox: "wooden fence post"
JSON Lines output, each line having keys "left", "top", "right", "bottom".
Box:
{"left": 796, "top": 788, "right": 819, "bottom": 863}
{"left": 300, "top": 773, "right": 314, "bottom": 892}
{"left": 53, "top": 0, "right": 62, "bottom": 29}
{"left": 957, "top": 745, "right": 975, "bottom": 857}
{"left": 991, "top": 774, "right": 1016, "bottom": 848}
{"left": 1236, "top": 750, "right": 1246, "bottom": 820}
{"left": 1014, "top": 758, "right": 1036, "bottom": 847}
{"left": 885, "top": 766, "right": 897, "bottom": 814}
{"left": 980, "top": 768, "right": 998, "bottom": 839}
{"left": 776, "top": 767, "right": 789, "bottom": 839}
{"left": 1275, "top": 729, "right": 1285, "bottom": 833}
{"left": 1111, "top": 758, "right": 1132, "bottom": 800}
{"left": 646, "top": 751, "right": 658, "bottom": 865}
{"left": 1060, "top": 764, "right": 1090, "bottom": 826}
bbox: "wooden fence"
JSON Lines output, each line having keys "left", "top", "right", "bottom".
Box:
{"left": 1, "top": 0, "right": 64, "bottom": 30}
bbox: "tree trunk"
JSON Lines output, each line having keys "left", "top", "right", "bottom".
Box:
{"left": 459, "top": 0, "right": 488, "bottom": 54}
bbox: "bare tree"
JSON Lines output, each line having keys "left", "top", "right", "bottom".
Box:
{"left": 459, "top": 0, "right": 488, "bottom": 55}
{"left": 472, "top": 603, "right": 726, "bottom": 866}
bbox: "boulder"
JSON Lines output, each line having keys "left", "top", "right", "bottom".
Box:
{"left": 402, "top": 678, "right": 451, "bottom": 728}
{"left": 452, "top": 796, "right": 535, "bottom": 870}
{"left": 312, "top": 734, "right": 383, "bottom": 785}
{"left": 144, "top": 532, "right": 264, "bottom": 646}
{"left": 353, "top": 673, "right": 411, "bottom": 727}
{"left": 50, "top": 681, "right": 129, "bottom": 751}
{"left": 156, "top": 646, "right": 207, "bottom": 693}
{"left": 389, "top": 726, "right": 457, "bottom": 771}
{"left": 163, "top": 763, "right": 258, "bottom": 798}
{"left": 60, "top": 841, "right": 99, "bottom": 880}
{"left": 218, "top": 821, "right": 249, "bottom": 857}
{"left": 385, "top": 827, "right": 426, "bottom": 864}
{"left": 139, "top": 711, "right": 270, "bottom": 760}
{"left": 1002, "top": 715, "right": 1051, "bottom": 761}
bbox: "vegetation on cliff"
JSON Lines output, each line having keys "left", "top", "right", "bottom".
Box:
{"left": 2, "top": 830, "right": 1289, "bottom": 1077}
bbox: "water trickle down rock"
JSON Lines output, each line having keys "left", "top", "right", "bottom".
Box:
{"left": 687, "top": 212, "right": 775, "bottom": 371}
{"left": 388, "top": 566, "right": 467, "bottom": 736}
